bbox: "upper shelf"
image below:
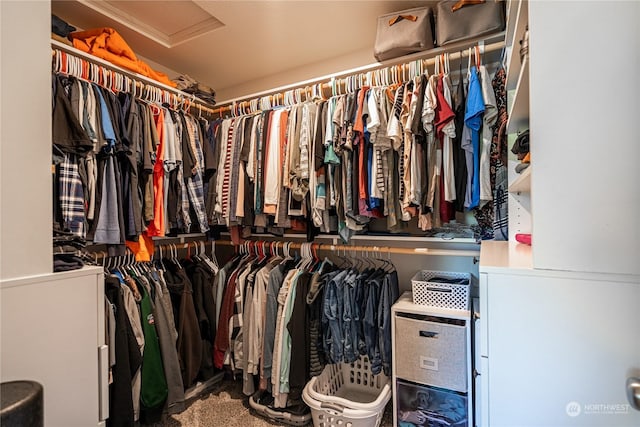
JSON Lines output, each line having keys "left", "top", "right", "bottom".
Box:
{"left": 508, "top": 165, "right": 531, "bottom": 193}
{"left": 507, "top": 56, "right": 529, "bottom": 134}
{"left": 479, "top": 241, "right": 532, "bottom": 273}
{"left": 506, "top": 0, "right": 529, "bottom": 91}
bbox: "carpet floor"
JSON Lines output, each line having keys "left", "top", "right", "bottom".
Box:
{"left": 154, "top": 377, "right": 394, "bottom": 427}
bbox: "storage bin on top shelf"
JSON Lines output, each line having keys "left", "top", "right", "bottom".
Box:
{"left": 411, "top": 270, "right": 471, "bottom": 310}
{"left": 302, "top": 356, "right": 391, "bottom": 427}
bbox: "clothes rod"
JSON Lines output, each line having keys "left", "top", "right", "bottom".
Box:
{"left": 91, "top": 239, "right": 479, "bottom": 261}
{"left": 213, "top": 33, "right": 504, "bottom": 115}
{"left": 51, "top": 39, "right": 217, "bottom": 115}
{"left": 214, "top": 239, "right": 480, "bottom": 260}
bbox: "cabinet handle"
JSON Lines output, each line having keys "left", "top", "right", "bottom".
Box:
{"left": 627, "top": 377, "right": 640, "bottom": 411}
{"left": 419, "top": 330, "right": 439, "bottom": 338}
{"left": 98, "top": 345, "right": 109, "bottom": 421}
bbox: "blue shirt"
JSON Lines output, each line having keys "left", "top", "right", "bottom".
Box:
{"left": 464, "top": 67, "right": 485, "bottom": 210}
{"left": 93, "top": 84, "right": 116, "bottom": 150}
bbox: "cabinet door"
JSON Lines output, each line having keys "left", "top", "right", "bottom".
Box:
{"left": 486, "top": 273, "right": 640, "bottom": 426}
{"left": 529, "top": 0, "right": 640, "bottom": 275}
{"left": 1, "top": 268, "right": 105, "bottom": 427}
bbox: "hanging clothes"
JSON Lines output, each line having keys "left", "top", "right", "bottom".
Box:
{"left": 453, "top": 65, "right": 469, "bottom": 213}
{"left": 479, "top": 65, "right": 498, "bottom": 204}
{"left": 105, "top": 275, "right": 140, "bottom": 427}
{"left": 212, "top": 242, "right": 399, "bottom": 417}
{"left": 464, "top": 66, "right": 485, "bottom": 210}
{"left": 492, "top": 67, "right": 509, "bottom": 240}
{"left": 102, "top": 246, "right": 222, "bottom": 425}
{"left": 435, "top": 75, "right": 457, "bottom": 223}
{"left": 52, "top": 72, "right": 216, "bottom": 259}
{"left": 137, "top": 279, "right": 168, "bottom": 424}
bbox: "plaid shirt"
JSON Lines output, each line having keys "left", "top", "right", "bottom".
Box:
{"left": 59, "top": 154, "right": 86, "bottom": 238}
{"left": 177, "top": 164, "right": 192, "bottom": 232}
{"left": 184, "top": 116, "right": 210, "bottom": 233}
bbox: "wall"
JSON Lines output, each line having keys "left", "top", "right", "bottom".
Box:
{"left": 215, "top": 47, "right": 375, "bottom": 102}
{"left": 0, "top": 0, "right": 52, "bottom": 280}
{"left": 530, "top": 1, "right": 640, "bottom": 275}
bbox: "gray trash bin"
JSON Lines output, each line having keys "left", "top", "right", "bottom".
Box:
{"left": 1, "top": 381, "right": 43, "bottom": 427}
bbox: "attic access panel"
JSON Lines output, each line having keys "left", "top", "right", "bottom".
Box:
{"left": 79, "top": 0, "right": 225, "bottom": 48}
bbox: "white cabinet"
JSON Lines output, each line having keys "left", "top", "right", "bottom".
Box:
{"left": 528, "top": 1, "right": 640, "bottom": 274}
{"left": 479, "top": 241, "right": 640, "bottom": 426}
{"left": 504, "top": 0, "right": 531, "bottom": 241}
{"left": 483, "top": 3, "right": 640, "bottom": 422}
{"left": 0, "top": 0, "right": 53, "bottom": 280}
{"left": 1, "top": 267, "right": 107, "bottom": 427}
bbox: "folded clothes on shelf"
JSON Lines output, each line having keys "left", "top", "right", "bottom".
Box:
{"left": 173, "top": 74, "right": 216, "bottom": 105}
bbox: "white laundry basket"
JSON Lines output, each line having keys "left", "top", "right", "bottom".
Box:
{"left": 302, "top": 356, "right": 391, "bottom": 427}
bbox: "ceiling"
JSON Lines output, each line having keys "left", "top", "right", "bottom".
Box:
{"left": 51, "top": 0, "right": 438, "bottom": 103}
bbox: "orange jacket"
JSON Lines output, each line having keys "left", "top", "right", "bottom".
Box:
{"left": 69, "top": 27, "right": 176, "bottom": 87}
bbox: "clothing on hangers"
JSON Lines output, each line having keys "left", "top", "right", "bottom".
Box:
{"left": 100, "top": 244, "right": 227, "bottom": 426}
{"left": 52, "top": 71, "right": 215, "bottom": 259}
{"left": 208, "top": 241, "right": 399, "bottom": 414}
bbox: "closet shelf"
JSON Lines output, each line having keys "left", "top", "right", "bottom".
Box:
{"left": 507, "top": 56, "right": 529, "bottom": 134}
{"left": 505, "top": 0, "right": 529, "bottom": 91}
{"left": 479, "top": 241, "right": 532, "bottom": 273}
{"left": 504, "top": 0, "right": 520, "bottom": 48}
{"left": 508, "top": 165, "right": 531, "bottom": 193}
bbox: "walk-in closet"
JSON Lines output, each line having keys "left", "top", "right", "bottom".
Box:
{"left": 1, "top": 1, "right": 639, "bottom": 427}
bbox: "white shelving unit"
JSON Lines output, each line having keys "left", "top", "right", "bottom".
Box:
{"left": 505, "top": 0, "right": 531, "bottom": 243}
{"left": 479, "top": 1, "right": 640, "bottom": 425}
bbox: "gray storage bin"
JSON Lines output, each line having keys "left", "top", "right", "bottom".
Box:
{"left": 394, "top": 314, "right": 467, "bottom": 392}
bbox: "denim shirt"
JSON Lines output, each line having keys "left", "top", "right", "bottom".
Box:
{"left": 378, "top": 270, "right": 399, "bottom": 376}
{"left": 341, "top": 269, "right": 359, "bottom": 364}
{"left": 322, "top": 269, "right": 347, "bottom": 364}
{"left": 364, "top": 273, "right": 382, "bottom": 375}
